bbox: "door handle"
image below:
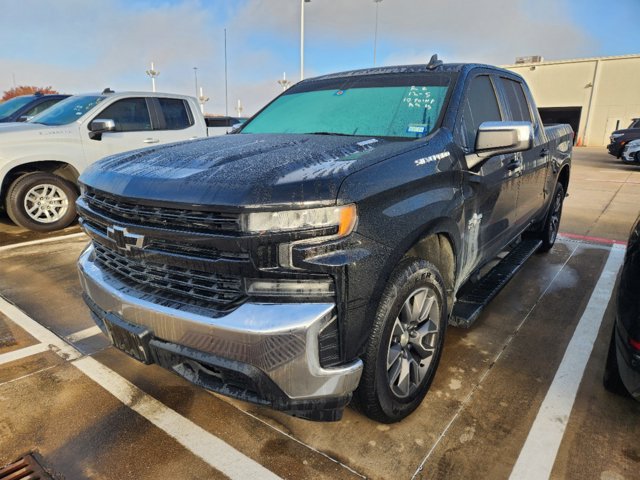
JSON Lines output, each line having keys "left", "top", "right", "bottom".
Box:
{"left": 506, "top": 157, "right": 522, "bottom": 171}
{"left": 144, "top": 138, "right": 159, "bottom": 144}
{"left": 540, "top": 148, "right": 549, "bottom": 157}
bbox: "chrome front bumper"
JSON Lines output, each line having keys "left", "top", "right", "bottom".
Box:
{"left": 78, "top": 245, "right": 362, "bottom": 401}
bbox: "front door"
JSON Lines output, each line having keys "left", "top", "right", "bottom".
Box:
{"left": 456, "top": 73, "right": 520, "bottom": 280}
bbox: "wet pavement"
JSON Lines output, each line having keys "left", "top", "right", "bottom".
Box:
{"left": 1, "top": 147, "right": 640, "bottom": 479}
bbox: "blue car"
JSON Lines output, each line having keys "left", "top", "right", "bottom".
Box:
{"left": 0, "top": 92, "right": 69, "bottom": 123}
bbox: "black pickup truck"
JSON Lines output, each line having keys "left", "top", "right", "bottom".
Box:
{"left": 76, "top": 59, "right": 573, "bottom": 423}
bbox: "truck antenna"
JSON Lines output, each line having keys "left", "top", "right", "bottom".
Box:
{"left": 102, "top": 88, "right": 115, "bottom": 94}
{"left": 426, "top": 54, "right": 443, "bottom": 70}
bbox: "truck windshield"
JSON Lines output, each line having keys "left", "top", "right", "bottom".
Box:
{"left": 30, "top": 95, "right": 105, "bottom": 126}
{"left": 241, "top": 73, "right": 451, "bottom": 139}
{"left": 0, "top": 96, "right": 34, "bottom": 120}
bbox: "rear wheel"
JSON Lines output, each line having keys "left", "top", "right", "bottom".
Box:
{"left": 528, "top": 182, "right": 565, "bottom": 253}
{"left": 355, "top": 258, "right": 447, "bottom": 423}
{"left": 5, "top": 172, "right": 78, "bottom": 232}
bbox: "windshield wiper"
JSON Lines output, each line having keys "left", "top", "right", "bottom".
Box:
{"left": 305, "top": 131, "right": 355, "bottom": 136}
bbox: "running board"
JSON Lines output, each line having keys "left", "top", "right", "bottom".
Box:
{"left": 450, "top": 239, "right": 542, "bottom": 328}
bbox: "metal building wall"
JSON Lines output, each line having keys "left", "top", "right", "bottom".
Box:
{"left": 505, "top": 54, "right": 640, "bottom": 146}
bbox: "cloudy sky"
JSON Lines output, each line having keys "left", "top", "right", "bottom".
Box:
{"left": 1, "top": 0, "right": 638, "bottom": 115}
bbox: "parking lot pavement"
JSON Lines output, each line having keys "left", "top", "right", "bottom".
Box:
{"left": 2, "top": 147, "right": 640, "bottom": 479}
{"left": 0, "top": 213, "right": 81, "bottom": 248}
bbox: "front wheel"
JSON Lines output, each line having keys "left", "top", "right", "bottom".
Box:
{"left": 5, "top": 172, "right": 78, "bottom": 232}
{"left": 355, "top": 258, "right": 447, "bottom": 423}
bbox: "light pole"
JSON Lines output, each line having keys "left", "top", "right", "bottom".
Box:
{"left": 300, "top": 0, "right": 311, "bottom": 80}
{"left": 373, "top": 0, "right": 383, "bottom": 66}
{"left": 193, "top": 67, "right": 199, "bottom": 99}
{"left": 198, "top": 87, "right": 209, "bottom": 114}
{"left": 277, "top": 72, "right": 291, "bottom": 91}
{"left": 235, "top": 99, "right": 243, "bottom": 117}
{"left": 145, "top": 61, "right": 160, "bottom": 92}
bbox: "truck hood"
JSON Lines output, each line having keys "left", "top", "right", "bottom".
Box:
{"left": 80, "top": 133, "right": 421, "bottom": 208}
{"left": 612, "top": 128, "right": 640, "bottom": 137}
{"left": 0, "top": 122, "right": 75, "bottom": 142}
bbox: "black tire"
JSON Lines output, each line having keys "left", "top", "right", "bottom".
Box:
{"left": 603, "top": 326, "right": 628, "bottom": 395}
{"left": 535, "top": 182, "right": 565, "bottom": 253}
{"left": 635, "top": 151, "right": 640, "bottom": 163}
{"left": 5, "top": 172, "right": 78, "bottom": 232}
{"left": 355, "top": 258, "right": 447, "bottom": 423}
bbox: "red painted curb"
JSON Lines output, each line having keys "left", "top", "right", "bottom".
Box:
{"left": 558, "top": 232, "right": 627, "bottom": 246}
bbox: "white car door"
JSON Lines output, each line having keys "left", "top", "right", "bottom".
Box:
{"left": 81, "top": 97, "right": 200, "bottom": 165}
{"left": 153, "top": 97, "right": 204, "bottom": 143}
{"left": 81, "top": 97, "right": 159, "bottom": 165}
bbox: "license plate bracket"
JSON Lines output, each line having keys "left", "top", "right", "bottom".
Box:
{"left": 103, "top": 313, "right": 153, "bottom": 364}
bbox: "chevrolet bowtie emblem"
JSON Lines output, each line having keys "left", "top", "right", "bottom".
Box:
{"left": 106, "top": 225, "right": 145, "bottom": 252}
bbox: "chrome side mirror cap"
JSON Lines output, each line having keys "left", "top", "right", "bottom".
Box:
{"left": 466, "top": 121, "right": 533, "bottom": 169}
{"left": 89, "top": 118, "right": 116, "bottom": 132}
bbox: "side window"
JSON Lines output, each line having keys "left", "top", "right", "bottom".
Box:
{"left": 459, "top": 75, "right": 502, "bottom": 150}
{"left": 97, "top": 98, "right": 152, "bottom": 132}
{"left": 501, "top": 78, "right": 532, "bottom": 123}
{"left": 24, "top": 99, "right": 60, "bottom": 118}
{"left": 206, "top": 117, "right": 231, "bottom": 128}
{"left": 158, "top": 98, "right": 193, "bottom": 130}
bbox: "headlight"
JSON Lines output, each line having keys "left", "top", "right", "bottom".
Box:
{"left": 240, "top": 204, "right": 357, "bottom": 237}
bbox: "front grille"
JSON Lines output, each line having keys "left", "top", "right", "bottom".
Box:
{"left": 84, "top": 188, "right": 241, "bottom": 234}
{"left": 93, "top": 244, "right": 245, "bottom": 312}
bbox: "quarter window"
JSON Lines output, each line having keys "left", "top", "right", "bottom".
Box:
{"left": 459, "top": 75, "right": 502, "bottom": 150}
{"left": 158, "top": 98, "right": 193, "bottom": 130}
{"left": 97, "top": 98, "right": 152, "bottom": 132}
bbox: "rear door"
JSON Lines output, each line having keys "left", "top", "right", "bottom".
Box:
{"left": 150, "top": 97, "right": 203, "bottom": 142}
{"left": 497, "top": 77, "right": 549, "bottom": 228}
{"left": 456, "top": 73, "right": 519, "bottom": 275}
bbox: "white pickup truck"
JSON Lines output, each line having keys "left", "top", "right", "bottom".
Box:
{"left": 0, "top": 90, "right": 211, "bottom": 231}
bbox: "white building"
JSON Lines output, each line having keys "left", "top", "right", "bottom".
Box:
{"left": 504, "top": 54, "right": 640, "bottom": 146}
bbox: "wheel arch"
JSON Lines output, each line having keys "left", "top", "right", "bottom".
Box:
{"left": 557, "top": 164, "right": 570, "bottom": 195}
{"left": 2, "top": 161, "right": 80, "bottom": 200}
{"left": 374, "top": 217, "right": 460, "bottom": 317}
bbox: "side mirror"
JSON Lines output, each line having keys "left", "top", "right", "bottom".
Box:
{"left": 89, "top": 118, "right": 116, "bottom": 140}
{"left": 466, "top": 121, "right": 533, "bottom": 169}
{"left": 229, "top": 122, "right": 242, "bottom": 134}
{"left": 17, "top": 115, "right": 30, "bottom": 122}
{"left": 89, "top": 118, "right": 116, "bottom": 132}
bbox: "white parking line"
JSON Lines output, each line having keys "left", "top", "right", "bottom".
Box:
{"left": 0, "top": 232, "right": 86, "bottom": 253}
{"left": 75, "top": 356, "right": 280, "bottom": 479}
{"left": 0, "top": 296, "right": 281, "bottom": 480}
{"left": 509, "top": 245, "right": 625, "bottom": 480}
{"left": 412, "top": 239, "right": 583, "bottom": 479}
{"left": 65, "top": 325, "right": 102, "bottom": 343}
{"left": 0, "top": 342, "right": 49, "bottom": 365}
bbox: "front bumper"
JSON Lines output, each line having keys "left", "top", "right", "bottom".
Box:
{"left": 78, "top": 245, "right": 363, "bottom": 421}
{"left": 622, "top": 146, "right": 639, "bottom": 163}
{"left": 607, "top": 142, "right": 622, "bottom": 157}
